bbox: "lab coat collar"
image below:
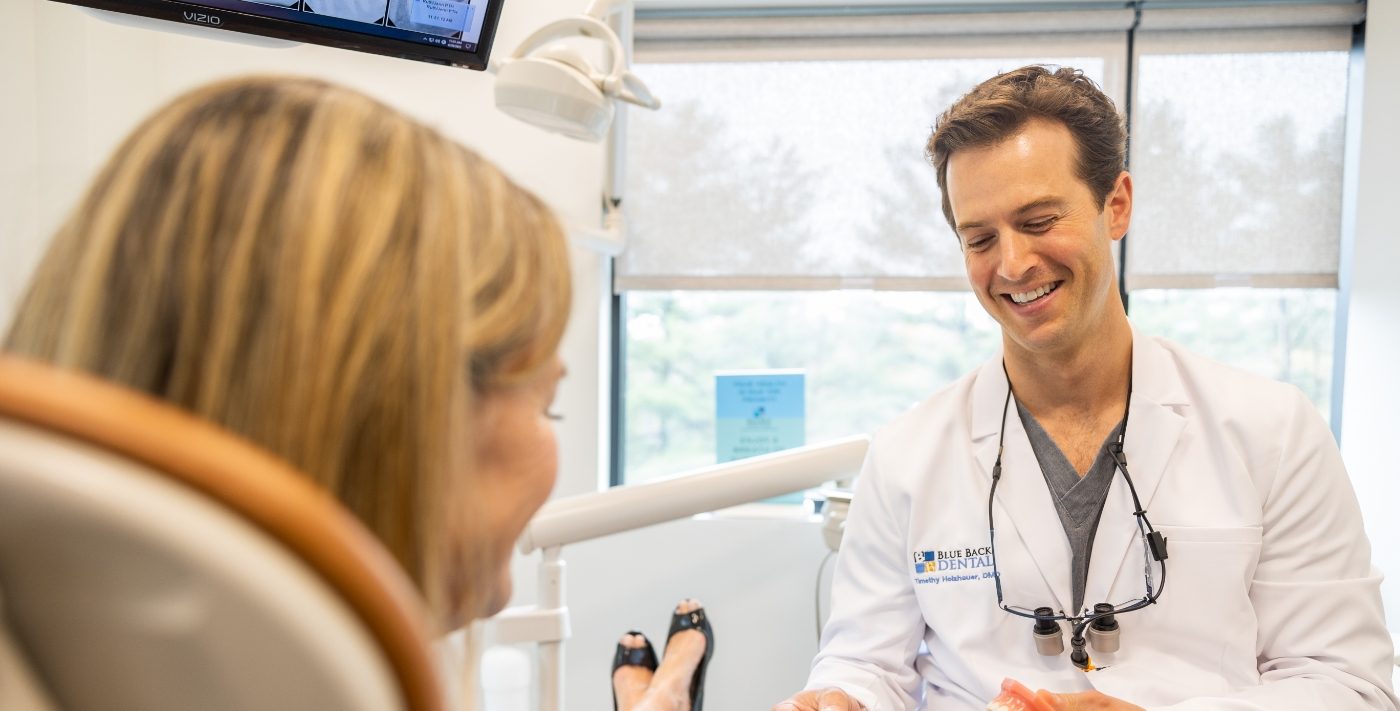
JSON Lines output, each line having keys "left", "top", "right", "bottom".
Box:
{"left": 1125, "top": 325, "right": 1191, "bottom": 409}
{"left": 970, "top": 325, "right": 1189, "bottom": 615}
{"left": 970, "top": 325, "right": 1189, "bottom": 441}
{"left": 1085, "top": 327, "right": 1188, "bottom": 608}
{"left": 978, "top": 380, "right": 1077, "bottom": 613}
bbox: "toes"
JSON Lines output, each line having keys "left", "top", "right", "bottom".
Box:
{"left": 613, "top": 631, "right": 656, "bottom": 705}
{"left": 667, "top": 599, "right": 708, "bottom": 659}
{"left": 662, "top": 621, "right": 707, "bottom": 664}
{"left": 674, "top": 597, "right": 702, "bottom": 614}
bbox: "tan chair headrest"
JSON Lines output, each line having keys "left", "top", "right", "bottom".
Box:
{"left": 0, "top": 356, "right": 446, "bottom": 711}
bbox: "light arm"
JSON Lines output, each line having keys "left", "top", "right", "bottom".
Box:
{"left": 518, "top": 435, "right": 869, "bottom": 553}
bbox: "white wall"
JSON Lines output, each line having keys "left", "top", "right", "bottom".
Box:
{"left": 1341, "top": 1, "right": 1400, "bottom": 635}
{"left": 0, "top": 0, "right": 42, "bottom": 324}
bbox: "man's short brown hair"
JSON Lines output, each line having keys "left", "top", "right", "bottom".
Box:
{"left": 926, "top": 65, "right": 1126, "bottom": 231}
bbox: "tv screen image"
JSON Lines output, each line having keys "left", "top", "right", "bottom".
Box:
{"left": 57, "top": 0, "right": 504, "bottom": 70}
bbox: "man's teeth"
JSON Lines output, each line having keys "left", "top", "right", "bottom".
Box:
{"left": 1010, "top": 282, "right": 1058, "bottom": 304}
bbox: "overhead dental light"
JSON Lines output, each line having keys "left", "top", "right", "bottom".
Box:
{"left": 493, "top": 12, "right": 660, "bottom": 142}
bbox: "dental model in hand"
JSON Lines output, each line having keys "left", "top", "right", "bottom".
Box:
{"left": 987, "top": 678, "right": 1057, "bottom": 711}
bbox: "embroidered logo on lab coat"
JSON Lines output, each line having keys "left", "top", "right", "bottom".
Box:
{"left": 912, "top": 547, "right": 995, "bottom": 585}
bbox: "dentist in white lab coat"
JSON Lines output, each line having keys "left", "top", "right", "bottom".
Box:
{"left": 774, "top": 65, "right": 1398, "bottom": 711}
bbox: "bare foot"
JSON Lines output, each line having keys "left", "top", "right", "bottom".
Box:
{"left": 636, "top": 598, "right": 709, "bottom": 711}
{"left": 613, "top": 632, "right": 655, "bottom": 711}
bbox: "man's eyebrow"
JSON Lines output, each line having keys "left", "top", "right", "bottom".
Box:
{"left": 955, "top": 197, "right": 1067, "bottom": 235}
{"left": 1015, "top": 197, "right": 1067, "bottom": 215}
{"left": 954, "top": 218, "right": 986, "bottom": 234}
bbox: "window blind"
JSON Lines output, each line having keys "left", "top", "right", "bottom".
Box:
{"left": 616, "top": 1, "right": 1363, "bottom": 292}
{"left": 1126, "top": 26, "right": 1352, "bottom": 289}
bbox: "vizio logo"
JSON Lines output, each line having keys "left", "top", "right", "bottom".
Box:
{"left": 182, "top": 11, "right": 222, "bottom": 25}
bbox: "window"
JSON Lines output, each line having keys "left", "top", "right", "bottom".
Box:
{"left": 1128, "top": 30, "right": 1352, "bottom": 418}
{"left": 1130, "top": 289, "right": 1337, "bottom": 409}
{"left": 623, "top": 290, "right": 1001, "bottom": 484}
{"left": 618, "top": 54, "right": 1114, "bottom": 291}
{"left": 614, "top": 6, "right": 1360, "bottom": 487}
{"left": 618, "top": 48, "right": 1119, "bottom": 485}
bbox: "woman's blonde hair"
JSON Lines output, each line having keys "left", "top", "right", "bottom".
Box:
{"left": 5, "top": 76, "right": 571, "bottom": 623}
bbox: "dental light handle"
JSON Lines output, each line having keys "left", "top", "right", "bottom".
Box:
{"left": 610, "top": 70, "right": 660, "bottom": 110}
{"left": 505, "top": 15, "right": 659, "bottom": 110}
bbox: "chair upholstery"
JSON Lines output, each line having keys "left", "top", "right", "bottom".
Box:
{"left": 0, "top": 356, "right": 447, "bottom": 711}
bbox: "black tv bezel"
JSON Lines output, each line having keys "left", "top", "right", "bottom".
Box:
{"left": 54, "top": 0, "right": 504, "bottom": 71}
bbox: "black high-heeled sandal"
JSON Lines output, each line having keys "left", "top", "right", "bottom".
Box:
{"left": 666, "top": 606, "right": 714, "bottom": 711}
{"left": 611, "top": 631, "right": 658, "bottom": 711}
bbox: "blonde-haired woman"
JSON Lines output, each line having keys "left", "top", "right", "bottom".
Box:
{"left": 6, "top": 75, "right": 566, "bottom": 628}
{"left": 5, "top": 75, "right": 710, "bottom": 710}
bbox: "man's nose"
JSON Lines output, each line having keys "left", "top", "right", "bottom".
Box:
{"left": 995, "top": 231, "right": 1037, "bottom": 282}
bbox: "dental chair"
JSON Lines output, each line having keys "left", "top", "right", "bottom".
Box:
{"left": 0, "top": 357, "right": 448, "bottom": 711}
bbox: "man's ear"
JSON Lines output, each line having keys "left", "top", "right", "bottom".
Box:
{"left": 1106, "top": 171, "right": 1133, "bottom": 241}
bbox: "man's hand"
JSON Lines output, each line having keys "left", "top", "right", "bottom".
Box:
{"left": 1042, "top": 689, "right": 1146, "bottom": 711}
{"left": 771, "top": 688, "right": 867, "bottom": 711}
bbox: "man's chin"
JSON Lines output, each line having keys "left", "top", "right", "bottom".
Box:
{"left": 1002, "top": 324, "right": 1072, "bottom": 357}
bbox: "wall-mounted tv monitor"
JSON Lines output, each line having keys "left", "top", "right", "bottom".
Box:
{"left": 54, "top": 0, "right": 504, "bottom": 70}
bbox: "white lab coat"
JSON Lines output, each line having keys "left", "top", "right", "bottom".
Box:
{"left": 808, "top": 328, "right": 1398, "bottom": 711}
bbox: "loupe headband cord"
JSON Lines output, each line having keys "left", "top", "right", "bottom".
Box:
{"left": 1107, "top": 361, "right": 1171, "bottom": 607}
{"left": 992, "top": 354, "right": 1167, "bottom": 627}
{"left": 988, "top": 372, "right": 1012, "bottom": 603}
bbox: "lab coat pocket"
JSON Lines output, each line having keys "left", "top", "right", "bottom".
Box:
{"left": 1155, "top": 524, "right": 1263, "bottom": 545}
{"left": 1139, "top": 525, "right": 1263, "bottom": 686}
{"left": 1150, "top": 525, "right": 1263, "bottom": 596}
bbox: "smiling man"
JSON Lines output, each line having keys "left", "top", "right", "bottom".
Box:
{"left": 773, "top": 66, "right": 1397, "bottom": 711}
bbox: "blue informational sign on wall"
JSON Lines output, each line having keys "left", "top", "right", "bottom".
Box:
{"left": 715, "top": 370, "right": 806, "bottom": 503}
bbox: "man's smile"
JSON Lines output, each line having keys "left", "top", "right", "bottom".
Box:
{"left": 1004, "top": 280, "right": 1063, "bottom": 305}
